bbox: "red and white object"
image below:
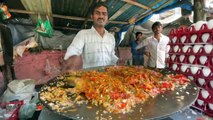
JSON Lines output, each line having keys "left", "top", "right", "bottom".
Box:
{"left": 167, "top": 20, "right": 213, "bottom": 117}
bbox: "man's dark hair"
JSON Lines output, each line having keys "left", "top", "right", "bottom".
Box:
{"left": 152, "top": 21, "right": 162, "bottom": 30}
{"left": 91, "top": 2, "right": 108, "bottom": 15}
{"left": 135, "top": 31, "right": 143, "bottom": 37}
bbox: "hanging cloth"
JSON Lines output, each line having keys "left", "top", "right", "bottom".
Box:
{"left": 35, "top": 15, "right": 53, "bottom": 38}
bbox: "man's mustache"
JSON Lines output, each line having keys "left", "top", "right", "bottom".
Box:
{"left": 97, "top": 18, "right": 104, "bottom": 21}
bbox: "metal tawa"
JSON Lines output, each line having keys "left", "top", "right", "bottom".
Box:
{"left": 39, "top": 67, "right": 199, "bottom": 120}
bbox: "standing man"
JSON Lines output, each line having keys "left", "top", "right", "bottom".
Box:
{"left": 130, "top": 32, "right": 145, "bottom": 65}
{"left": 136, "top": 21, "right": 169, "bottom": 69}
{"left": 63, "top": 2, "right": 118, "bottom": 70}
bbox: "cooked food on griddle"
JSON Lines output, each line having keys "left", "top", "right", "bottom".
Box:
{"left": 39, "top": 66, "right": 190, "bottom": 113}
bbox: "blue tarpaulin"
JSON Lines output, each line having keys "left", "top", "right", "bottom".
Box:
{"left": 118, "top": 0, "right": 193, "bottom": 43}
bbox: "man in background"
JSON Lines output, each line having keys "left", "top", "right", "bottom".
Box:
{"left": 136, "top": 21, "right": 169, "bottom": 69}
{"left": 130, "top": 32, "right": 145, "bottom": 65}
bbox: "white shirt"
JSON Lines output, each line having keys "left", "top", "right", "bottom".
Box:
{"left": 136, "top": 34, "right": 169, "bottom": 68}
{"left": 64, "top": 27, "right": 118, "bottom": 69}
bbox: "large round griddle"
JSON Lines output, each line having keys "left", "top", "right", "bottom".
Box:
{"left": 39, "top": 67, "right": 199, "bottom": 120}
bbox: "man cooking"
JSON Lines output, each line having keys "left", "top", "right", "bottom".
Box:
{"left": 63, "top": 2, "right": 118, "bottom": 70}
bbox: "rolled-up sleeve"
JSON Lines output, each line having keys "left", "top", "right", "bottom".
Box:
{"left": 111, "top": 36, "right": 118, "bottom": 64}
{"left": 111, "top": 51, "right": 118, "bottom": 64}
{"left": 64, "top": 31, "right": 85, "bottom": 60}
{"left": 136, "top": 39, "right": 148, "bottom": 50}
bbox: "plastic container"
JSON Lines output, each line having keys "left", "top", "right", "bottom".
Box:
{"left": 169, "top": 28, "right": 179, "bottom": 44}
{"left": 201, "top": 33, "right": 211, "bottom": 43}
{"left": 195, "top": 77, "right": 206, "bottom": 87}
{"left": 179, "top": 55, "right": 185, "bottom": 63}
{"left": 203, "top": 44, "right": 213, "bottom": 54}
{"left": 190, "top": 34, "right": 200, "bottom": 43}
{"left": 193, "top": 21, "right": 208, "bottom": 31}
{"left": 197, "top": 67, "right": 213, "bottom": 78}
{"left": 197, "top": 89, "right": 213, "bottom": 103}
{"left": 197, "top": 56, "right": 208, "bottom": 66}
{"left": 188, "top": 55, "right": 198, "bottom": 64}
{"left": 182, "top": 45, "right": 192, "bottom": 54}
{"left": 190, "top": 65, "right": 201, "bottom": 75}
{"left": 194, "top": 99, "right": 205, "bottom": 110}
{"left": 203, "top": 78, "right": 213, "bottom": 91}
{"left": 0, "top": 101, "right": 23, "bottom": 120}
{"left": 173, "top": 45, "right": 180, "bottom": 53}
{"left": 205, "top": 102, "right": 213, "bottom": 117}
{"left": 192, "top": 44, "right": 203, "bottom": 54}
{"left": 180, "top": 64, "right": 190, "bottom": 73}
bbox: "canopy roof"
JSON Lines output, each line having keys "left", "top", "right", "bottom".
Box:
{"left": 5, "top": 0, "right": 192, "bottom": 32}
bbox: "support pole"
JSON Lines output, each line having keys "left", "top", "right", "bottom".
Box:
{"left": 194, "top": 0, "right": 205, "bottom": 22}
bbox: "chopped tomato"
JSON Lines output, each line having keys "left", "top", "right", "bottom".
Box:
{"left": 36, "top": 105, "right": 43, "bottom": 110}
{"left": 120, "top": 93, "right": 130, "bottom": 99}
{"left": 119, "top": 102, "right": 127, "bottom": 109}
{"left": 90, "top": 77, "right": 97, "bottom": 81}
{"left": 160, "top": 82, "right": 173, "bottom": 89}
{"left": 170, "top": 74, "right": 190, "bottom": 84}
{"left": 136, "top": 92, "right": 148, "bottom": 100}
{"left": 86, "top": 92, "right": 95, "bottom": 99}
{"left": 170, "top": 74, "right": 186, "bottom": 79}
{"left": 110, "top": 92, "right": 120, "bottom": 99}
{"left": 128, "top": 77, "right": 139, "bottom": 84}
{"left": 139, "top": 73, "right": 147, "bottom": 79}
{"left": 138, "top": 83, "right": 153, "bottom": 91}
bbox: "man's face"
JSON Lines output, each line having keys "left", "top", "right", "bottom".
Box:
{"left": 153, "top": 26, "right": 162, "bottom": 34}
{"left": 137, "top": 34, "right": 143, "bottom": 40}
{"left": 91, "top": 6, "right": 108, "bottom": 27}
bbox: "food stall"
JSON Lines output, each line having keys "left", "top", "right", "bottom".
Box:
{"left": 0, "top": 0, "right": 212, "bottom": 120}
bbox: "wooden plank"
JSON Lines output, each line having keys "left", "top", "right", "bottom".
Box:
{"left": 9, "top": 9, "right": 35, "bottom": 14}
{"left": 136, "top": 0, "right": 174, "bottom": 22}
{"left": 52, "top": 14, "right": 87, "bottom": 21}
{"left": 119, "top": 0, "right": 173, "bottom": 30}
{"left": 150, "top": 0, "right": 162, "bottom": 7}
{"left": 9, "top": 9, "right": 129, "bottom": 25}
{"left": 54, "top": 26, "right": 81, "bottom": 31}
{"left": 109, "top": 4, "right": 132, "bottom": 20}
{"left": 8, "top": 21, "right": 81, "bottom": 31}
{"left": 122, "top": 0, "right": 150, "bottom": 10}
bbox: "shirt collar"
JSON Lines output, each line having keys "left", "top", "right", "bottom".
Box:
{"left": 152, "top": 33, "right": 163, "bottom": 41}
{"left": 91, "top": 26, "right": 108, "bottom": 34}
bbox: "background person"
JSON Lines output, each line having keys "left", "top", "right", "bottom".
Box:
{"left": 136, "top": 21, "right": 169, "bottom": 69}
{"left": 130, "top": 32, "right": 145, "bottom": 65}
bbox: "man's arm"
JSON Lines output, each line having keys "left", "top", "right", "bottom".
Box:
{"left": 62, "top": 55, "right": 81, "bottom": 72}
{"left": 64, "top": 31, "right": 85, "bottom": 60}
{"left": 63, "top": 31, "right": 85, "bottom": 72}
{"left": 136, "top": 38, "right": 148, "bottom": 50}
{"left": 136, "top": 42, "right": 144, "bottom": 50}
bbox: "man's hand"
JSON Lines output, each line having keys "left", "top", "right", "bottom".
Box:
{"left": 60, "top": 59, "right": 74, "bottom": 73}
{"left": 117, "top": 58, "right": 124, "bottom": 65}
{"left": 60, "top": 56, "right": 79, "bottom": 73}
{"left": 144, "top": 52, "right": 150, "bottom": 57}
